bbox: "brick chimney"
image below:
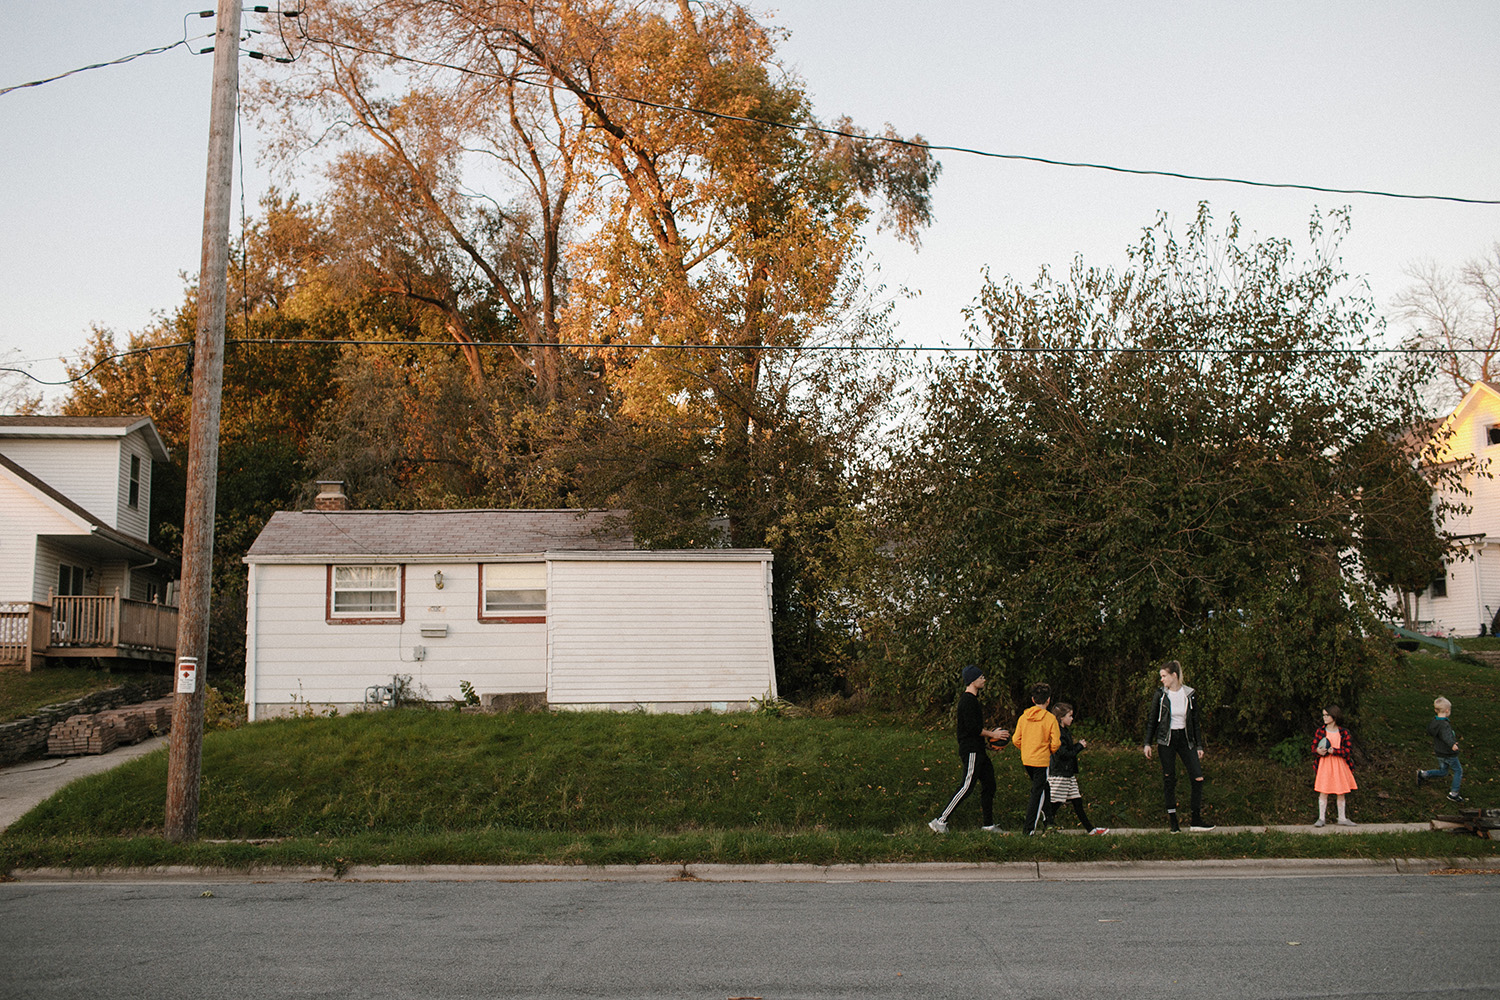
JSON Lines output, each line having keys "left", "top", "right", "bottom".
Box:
{"left": 314, "top": 481, "right": 349, "bottom": 511}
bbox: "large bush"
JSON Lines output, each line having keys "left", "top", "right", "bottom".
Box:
{"left": 862, "top": 206, "right": 1446, "bottom": 741}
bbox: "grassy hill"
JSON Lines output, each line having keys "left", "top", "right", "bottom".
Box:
{"left": 2, "top": 651, "right": 1495, "bottom": 872}
{"left": 0, "top": 668, "right": 134, "bottom": 723}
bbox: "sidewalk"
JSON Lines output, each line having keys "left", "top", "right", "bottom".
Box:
{"left": 0, "top": 736, "right": 167, "bottom": 832}
{"left": 8, "top": 856, "right": 1495, "bottom": 884}
{"left": 1031, "top": 821, "right": 1430, "bottom": 835}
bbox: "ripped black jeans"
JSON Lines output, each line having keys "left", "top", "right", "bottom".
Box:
{"left": 1159, "top": 729, "right": 1204, "bottom": 817}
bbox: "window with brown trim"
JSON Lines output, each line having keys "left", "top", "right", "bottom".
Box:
{"left": 479, "top": 563, "right": 546, "bottom": 623}
{"left": 327, "top": 564, "right": 405, "bottom": 624}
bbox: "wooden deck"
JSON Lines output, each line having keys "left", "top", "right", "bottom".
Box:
{"left": 0, "top": 594, "right": 178, "bottom": 669}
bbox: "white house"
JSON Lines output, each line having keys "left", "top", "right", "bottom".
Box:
{"left": 241, "top": 487, "right": 777, "bottom": 719}
{"left": 1414, "top": 381, "right": 1500, "bottom": 636}
{"left": 0, "top": 415, "right": 179, "bottom": 668}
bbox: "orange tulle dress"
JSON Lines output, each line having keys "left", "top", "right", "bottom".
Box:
{"left": 1314, "top": 727, "right": 1358, "bottom": 794}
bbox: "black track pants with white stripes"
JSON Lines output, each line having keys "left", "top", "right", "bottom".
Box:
{"left": 936, "top": 750, "right": 995, "bottom": 827}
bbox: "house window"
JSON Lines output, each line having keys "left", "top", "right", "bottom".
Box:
{"left": 1430, "top": 574, "right": 1448, "bottom": 599}
{"left": 128, "top": 455, "right": 141, "bottom": 509}
{"left": 57, "top": 564, "right": 85, "bottom": 597}
{"left": 327, "top": 565, "right": 404, "bottom": 623}
{"left": 479, "top": 563, "right": 546, "bottom": 623}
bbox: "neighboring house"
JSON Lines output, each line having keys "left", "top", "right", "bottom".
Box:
{"left": 0, "top": 416, "right": 179, "bottom": 669}
{"left": 1414, "top": 381, "right": 1500, "bottom": 636}
{"left": 241, "top": 484, "right": 777, "bottom": 719}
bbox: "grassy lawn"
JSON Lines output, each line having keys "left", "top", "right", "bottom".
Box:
{"left": 3, "top": 651, "right": 1495, "bottom": 872}
{"left": 0, "top": 667, "right": 130, "bottom": 723}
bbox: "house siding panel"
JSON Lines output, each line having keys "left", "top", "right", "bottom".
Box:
{"left": 247, "top": 563, "right": 546, "bottom": 715}
{"left": 0, "top": 478, "right": 81, "bottom": 602}
{"left": 32, "top": 538, "right": 104, "bottom": 604}
{"left": 1421, "top": 386, "right": 1500, "bottom": 636}
{"left": 114, "top": 434, "right": 152, "bottom": 541}
{"left": 546, "top": 559, "right": 774, "bottom": 706}
{"left": 0, "top": 438, "right": 121, "bottom": 530}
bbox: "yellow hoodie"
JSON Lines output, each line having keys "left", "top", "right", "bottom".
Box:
{"left": 1012, "top": 704, "right": 1061, "bottom": 767}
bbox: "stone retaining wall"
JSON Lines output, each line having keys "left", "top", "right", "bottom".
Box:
{"left": 0, "top": 679, "right": 170, "bottom": 767}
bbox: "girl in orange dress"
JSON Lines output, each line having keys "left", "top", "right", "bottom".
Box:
{"left": 1312, "top": 705, "right": 1357, "bottom": 827}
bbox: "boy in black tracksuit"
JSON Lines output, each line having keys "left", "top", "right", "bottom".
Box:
{"left": 929, "top": 665, "right": 1010, "bottom": 833}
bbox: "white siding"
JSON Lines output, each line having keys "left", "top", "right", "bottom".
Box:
{"left": 1417, "top": 543, "right": 1500, "bottom": 638}
{"left": 546, "top": 557, "right": 774, "bottom": 707}
{"left": 0, "top": 438, "right": 122, "bottom": 529}
{"left": 1423, "top": 387, "right": 1500, "bottom": 636}
{"left": 114, "top": 433, "right": 152, "bottom": 541}
{"left": 246, "top": 562, "right": 546, "bottom": 716}
{"left": 0, "top": 477, "right": 87, "bottom": 603}
{"left": 32, "top": 538, "right": 107, "bottom": 603}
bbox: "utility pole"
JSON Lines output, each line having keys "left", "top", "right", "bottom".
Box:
{"left": 165, "top": 0, "right": 242, "bottom": 842}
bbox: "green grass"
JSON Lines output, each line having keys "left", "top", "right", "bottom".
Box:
{"left": 3, "top": 651, "right": 1496, "bottom": 873}
{"left": 0, "top": 667, "right": 128, "bottom": 723}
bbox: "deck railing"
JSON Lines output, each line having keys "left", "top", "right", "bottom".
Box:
{"left": 49, "top": 592, "right": 178, "bottom": 653}
{"left": 0, "top": 602, "right": 50, "bottom": 668}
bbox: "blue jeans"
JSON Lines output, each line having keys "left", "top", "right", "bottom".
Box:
{"left": 1421, "top": 756, "right": 1463, "bottom": 795}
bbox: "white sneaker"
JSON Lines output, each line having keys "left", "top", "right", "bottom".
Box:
{"left": 1088, "top": 827, "right": 1109, "bottom": 835}
{"left": 928, "top": 818, "right": 948, "bottom": 834}
{"left": 981, "top": 824, "right": 1005, "bottom": 833}
{"left": 1313, "top": 818, "right": 1326, "bottom": 827}
{"left": 1336, "top": 817, "right": 1356, "bottom": 826}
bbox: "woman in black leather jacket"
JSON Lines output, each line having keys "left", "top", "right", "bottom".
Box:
{"left": 1143, "top": 660, "right": 1214, "bottom": 832}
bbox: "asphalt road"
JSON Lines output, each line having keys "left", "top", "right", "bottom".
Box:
{"left": 2, "top": 873, "right": 1496, "bottom": 999}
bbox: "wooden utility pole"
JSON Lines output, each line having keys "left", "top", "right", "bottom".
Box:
{"left": 165, "top": 0, "right": 242, "bottom": 842}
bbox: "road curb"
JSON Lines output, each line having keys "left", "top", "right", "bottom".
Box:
{"left": 8, "top": 857, "right": 1495, "bottom": 884}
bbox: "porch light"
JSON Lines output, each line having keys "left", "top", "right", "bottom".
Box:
{"left": 434, "top": 570, "right": 444, "bottom": 590}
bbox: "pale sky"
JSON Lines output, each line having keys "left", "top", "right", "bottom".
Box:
{"left": 2, "top": 1, "right": 1497, "bottom": 402}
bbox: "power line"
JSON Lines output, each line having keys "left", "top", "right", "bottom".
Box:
{"left": 2, "top": 336, "right": 1491, "bottom": 387}
{"left": 294, "top": 26, "right": 1500, "bottom": 207}
{"left": 0, "top": 39, "right": 189, "bottom": 97}
{"left": 0, "top": 6, "right": 301, "bottom": 98}
{"left": 4, "top": 13, "right": 1494, "bottom": 206}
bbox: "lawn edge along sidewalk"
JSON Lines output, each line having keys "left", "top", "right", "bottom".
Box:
{"left": 6, "top": 856, "right": 1495, "bottom": 884}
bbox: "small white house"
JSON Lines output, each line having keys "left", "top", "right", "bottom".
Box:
{"left": 0, "top": 415, "right": 178, "bottom": 668}
{"left": 242, "top": 489, "right": 777, "bottom": 719}
{"left": 1415, "top": 380, "right": 1500, "bottom": 635}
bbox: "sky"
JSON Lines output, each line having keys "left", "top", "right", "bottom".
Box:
{"left": 2, "top": 1, "right": 1498, "bottom": 405}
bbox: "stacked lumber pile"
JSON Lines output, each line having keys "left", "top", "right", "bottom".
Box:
{"left": 46, "top": 697, "right": 173, "bottom": 757}
{"left": 1431, "top": 808, "right": 1500, "bottom": 840}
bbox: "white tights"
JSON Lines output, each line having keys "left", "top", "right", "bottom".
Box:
{"left": 1317, "top": 792, "right": 1347, "bottom": 821}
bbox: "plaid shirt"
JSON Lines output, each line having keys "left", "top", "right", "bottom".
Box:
{"left": 1311, "top": 725, "right": 1353, "bottom": 762}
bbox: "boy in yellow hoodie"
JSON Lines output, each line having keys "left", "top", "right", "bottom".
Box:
{"left": 1013, "top": 683, "right": 1062, "bottom": 835}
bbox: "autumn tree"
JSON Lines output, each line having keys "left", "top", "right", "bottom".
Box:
{"left": 57, "top": 193, "right": 350, "bottom": 682}
{"left": 867, "top": 207, "right": 1452, "bottom": 740}
{"left": 257, "top": 0, "right": 938, "bottom": 694}
{"left": 0, "top": 348, "right": 44, "bottom": 413}
{"left": 255, "top": 0, "right": 603, "bottom": 398}
{"left": 1395, "top": 242, "right": 1500, "bottom": 408}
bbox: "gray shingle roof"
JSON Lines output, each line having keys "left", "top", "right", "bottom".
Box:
{"left": 0, "top": 415, "right": 149, "bottom": 428}
{"left": 245, "top": 509, "right": 634, "bottom": 558}
{"left": 0, "top": 414, "right": 170, "bottom": 461}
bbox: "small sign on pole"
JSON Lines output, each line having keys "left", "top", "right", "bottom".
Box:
{"left": 176, "top": 657, "right": 199, "bottom": 695}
